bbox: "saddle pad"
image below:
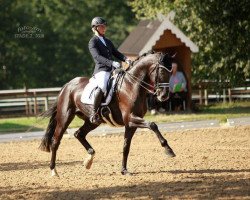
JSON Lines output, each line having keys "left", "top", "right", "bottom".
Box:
{"left": 81, "top": 76, "right": 116, "bottom": 105}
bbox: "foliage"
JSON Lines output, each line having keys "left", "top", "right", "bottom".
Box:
{"left": 0, "top": 0, "right": 136, "bottom": 89}
{"left": 129, "top": 0, "right": 250, "bottom": 87}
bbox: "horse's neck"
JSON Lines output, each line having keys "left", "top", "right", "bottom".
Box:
{"left": 128, "top": 54, "right": 157, "bottom": 79}
{"left": 121, "top": 54, "right": 158, "bottom": 94}
{"left": 121, "top": 63, "right": 152, "bottom": 98}
{"left": 128, "top": 63, "right": 150, "bottom": 82}
{"left": 126, "top": 68, "right": 144, "bottom": 90}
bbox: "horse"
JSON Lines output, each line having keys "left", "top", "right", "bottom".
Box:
{"left": 39, "top": 51, "right": 176, "bottom": 176}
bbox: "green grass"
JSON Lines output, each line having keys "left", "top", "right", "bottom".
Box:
{"left": 0, "top": 101, "right": 250, "bottom": 133}
{"left": 0, "top": 116, "right": 86, "bottom": 133}
{"left": 0, "top": 117, "right": 47, "bottom": 133}
{"left": 145, "top": 101, "right": 250, "bottom": 123}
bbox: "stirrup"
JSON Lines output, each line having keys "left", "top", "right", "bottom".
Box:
{"left": 90, "top": 113, "right": 101, "bottom": 124}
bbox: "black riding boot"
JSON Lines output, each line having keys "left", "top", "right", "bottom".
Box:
{"left": 90, "top": 87, "right": 104, "bottom": 124}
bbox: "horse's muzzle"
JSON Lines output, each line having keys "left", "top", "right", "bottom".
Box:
{"left": 157, "top": 95, "right": 168, "bottom": 102}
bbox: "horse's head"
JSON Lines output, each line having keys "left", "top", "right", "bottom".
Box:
{"left": 149, "top": 52, "right": 174, "bottom": 102}
{"left": 125, "top": 51, "right": 174, "bottom": 102}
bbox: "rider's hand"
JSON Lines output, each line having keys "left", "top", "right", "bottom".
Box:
{"left": 112, "top": 61, "right": 121, "bottom": 68}
{"left": 125, "top": 58, "right": 132, "bottom": 65}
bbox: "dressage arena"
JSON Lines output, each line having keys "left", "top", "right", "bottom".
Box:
{"left": 0, "top": 125, "right": 249, "bottom": 199}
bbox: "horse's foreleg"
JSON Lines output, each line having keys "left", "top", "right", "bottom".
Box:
{"left": 121, "top": 127, "right": 136, "bottom": 175}
{"left": 147, "top": 121, "right": 175, "bottom": 157}
{"left": 74, "top": 120, "right": 98, "bottom": 169}
{"left": 129, "top": 114, "right": 175, "bottom": 157}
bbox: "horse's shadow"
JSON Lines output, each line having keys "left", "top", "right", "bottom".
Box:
{"left": 1, "top": 170, "right": 249, "bottom": 199}
{"left": 133, "top": 168, "right": 250, "bottom": 175}
{"left": 0, "top": 160, "right": 82, "bottom": 172}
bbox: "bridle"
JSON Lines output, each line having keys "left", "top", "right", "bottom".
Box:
{"left": 124, "top": 59, "right": 172, "bottom": 95}
{"left": 154, "top": 63, "right": 172, "bottom": 90}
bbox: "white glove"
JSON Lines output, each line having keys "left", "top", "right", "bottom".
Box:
{"left": 125, "top": 58, "right": 132, "bottom": 65}
{"left": 112, "top": 61, "right": 121, "bottom": 68}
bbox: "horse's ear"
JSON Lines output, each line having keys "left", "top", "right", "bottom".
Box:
{"left": 159, "top": 53, "right": 172, "bottom": 69}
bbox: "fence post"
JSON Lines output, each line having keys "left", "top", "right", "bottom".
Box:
{"left": 199, "top": 85, "right": 203, "bottom": 105}
{"left": 228, "top": 88, "right": 232, "bottom": 103}
{"left": 45, "top": 96, "right": 49, "bottom": 111}
{"left": 223, "top": 88, "right": 226, "bottom": 103}
{"left": 29, "top": 99, "right": 33, "bottom": 115}
{"left": 24, "top": 86, "right": 29, "bottom": 116}
{"left": 34, "top": 91, "right": 38, "bottom": 115}
{"left": 204, "top": 89, "right": 208, "bottom": 105}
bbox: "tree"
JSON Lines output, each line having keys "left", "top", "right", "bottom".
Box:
{"left": 129, "top": 0, "right": 250, "bottom": 86}
{"left": 0, "top": 0, "right": 136, "bottom": 89}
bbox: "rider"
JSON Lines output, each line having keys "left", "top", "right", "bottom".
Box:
{"left": 88, "top": 16, "right": 131, "bottom": 124}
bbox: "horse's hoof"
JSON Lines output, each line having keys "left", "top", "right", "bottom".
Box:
{"left": 83, "top": 154, "right": 95, "bottom": 169}
{"left": 165, "top": 149, "right": 176, "bottom": 157}
{"left": 121, "top": 169, "right": 133, "bottom": 176}
{"left": 51, "top": 168, "right": 59, "bottom": 177}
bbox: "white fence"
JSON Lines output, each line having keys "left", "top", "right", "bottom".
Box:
{"left": 192, "top": 87, "right": 250, "bottom": 105}
{"left": 0, "top": 88, "right": 60, "bottom": 116}
{"left": 0, "top": 86, "right": 250, "bottom": 116}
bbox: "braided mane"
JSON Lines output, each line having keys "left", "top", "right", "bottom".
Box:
{"left": 126, "top": 50, "right": 158, "bottom": 71}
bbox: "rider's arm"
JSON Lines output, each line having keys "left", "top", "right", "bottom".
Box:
{"left": 108, "top": 39, "right": 126, "bottom": 62}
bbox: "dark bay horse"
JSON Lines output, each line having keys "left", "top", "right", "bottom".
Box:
{"left": 39, "top": 51, "right": 176, "bottom": 176}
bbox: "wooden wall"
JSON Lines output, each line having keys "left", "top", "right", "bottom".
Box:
{"left": 154, "top": 43, "right": 192, "bottom": 109}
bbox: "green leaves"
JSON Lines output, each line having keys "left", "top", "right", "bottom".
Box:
{"left": 0, "top": 0, "right": 136, "bottom": 89}
{"left": 130, "top": 0, "right": 250, "bottom": 87}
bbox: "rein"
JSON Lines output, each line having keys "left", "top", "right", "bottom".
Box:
{"left": 123, "top": 62, "right": 172, "bottom": 95}
{"left": 125, "top": 69, "right": 156, "bottom": 94}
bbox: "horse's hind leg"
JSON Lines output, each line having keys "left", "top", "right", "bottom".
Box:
{"left": 121, "top": 126, "right": 136, "bottom": 175}
{"left": 50, "top": 109, "right": 75, "bottom": 176}
{"left": 74, "top": 120, "right": 98, "bottom": 169}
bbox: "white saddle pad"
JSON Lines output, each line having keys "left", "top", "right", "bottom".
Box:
{"left": 81, "top": 76, "right": 116, "bottom": 105}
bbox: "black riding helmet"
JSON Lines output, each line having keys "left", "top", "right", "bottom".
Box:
{"left": 91, "top": 17, "right": 107, "bottom": 28}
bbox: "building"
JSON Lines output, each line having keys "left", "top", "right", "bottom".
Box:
{"left": 118, "top": 14, "right": 198, "bottom": 110}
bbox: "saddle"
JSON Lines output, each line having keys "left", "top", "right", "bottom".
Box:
{"left": 81, "top": 74, "right": 117, "bottom": 106}
{"left": 81, "top": 72, "right": 124, "bottom": 127}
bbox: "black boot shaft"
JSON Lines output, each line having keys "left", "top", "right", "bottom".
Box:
{"left": 93, "top": 88, "right": 104, "bottom": 112}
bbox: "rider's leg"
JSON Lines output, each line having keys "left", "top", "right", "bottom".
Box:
{"left": 90, "top": 71, "right": 110, "bottom": 124}
{"left": 90, "top": 87, "right": 104, "bottom": 124}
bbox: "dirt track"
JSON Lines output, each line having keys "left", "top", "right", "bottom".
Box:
{"left": 1, "top": 126, "right": 250, "bottom": 199}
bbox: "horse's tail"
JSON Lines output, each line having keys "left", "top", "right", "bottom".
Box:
{"left": 39, "top": 101, "right": 58, "bottom": 152}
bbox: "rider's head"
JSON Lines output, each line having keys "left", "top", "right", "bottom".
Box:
{"left": 91, "top": 17, "right": 107, "bottom": 36}
{"left": 171, "top": 61, "right": 179, "bottom": 75}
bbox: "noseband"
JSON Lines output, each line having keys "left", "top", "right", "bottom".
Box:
{"left": 154, "top": 63, "right": 172, "bottom": 90}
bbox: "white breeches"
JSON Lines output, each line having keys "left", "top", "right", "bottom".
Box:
{"left": 94, "top": 71, "right": 111, "bottom": 93}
